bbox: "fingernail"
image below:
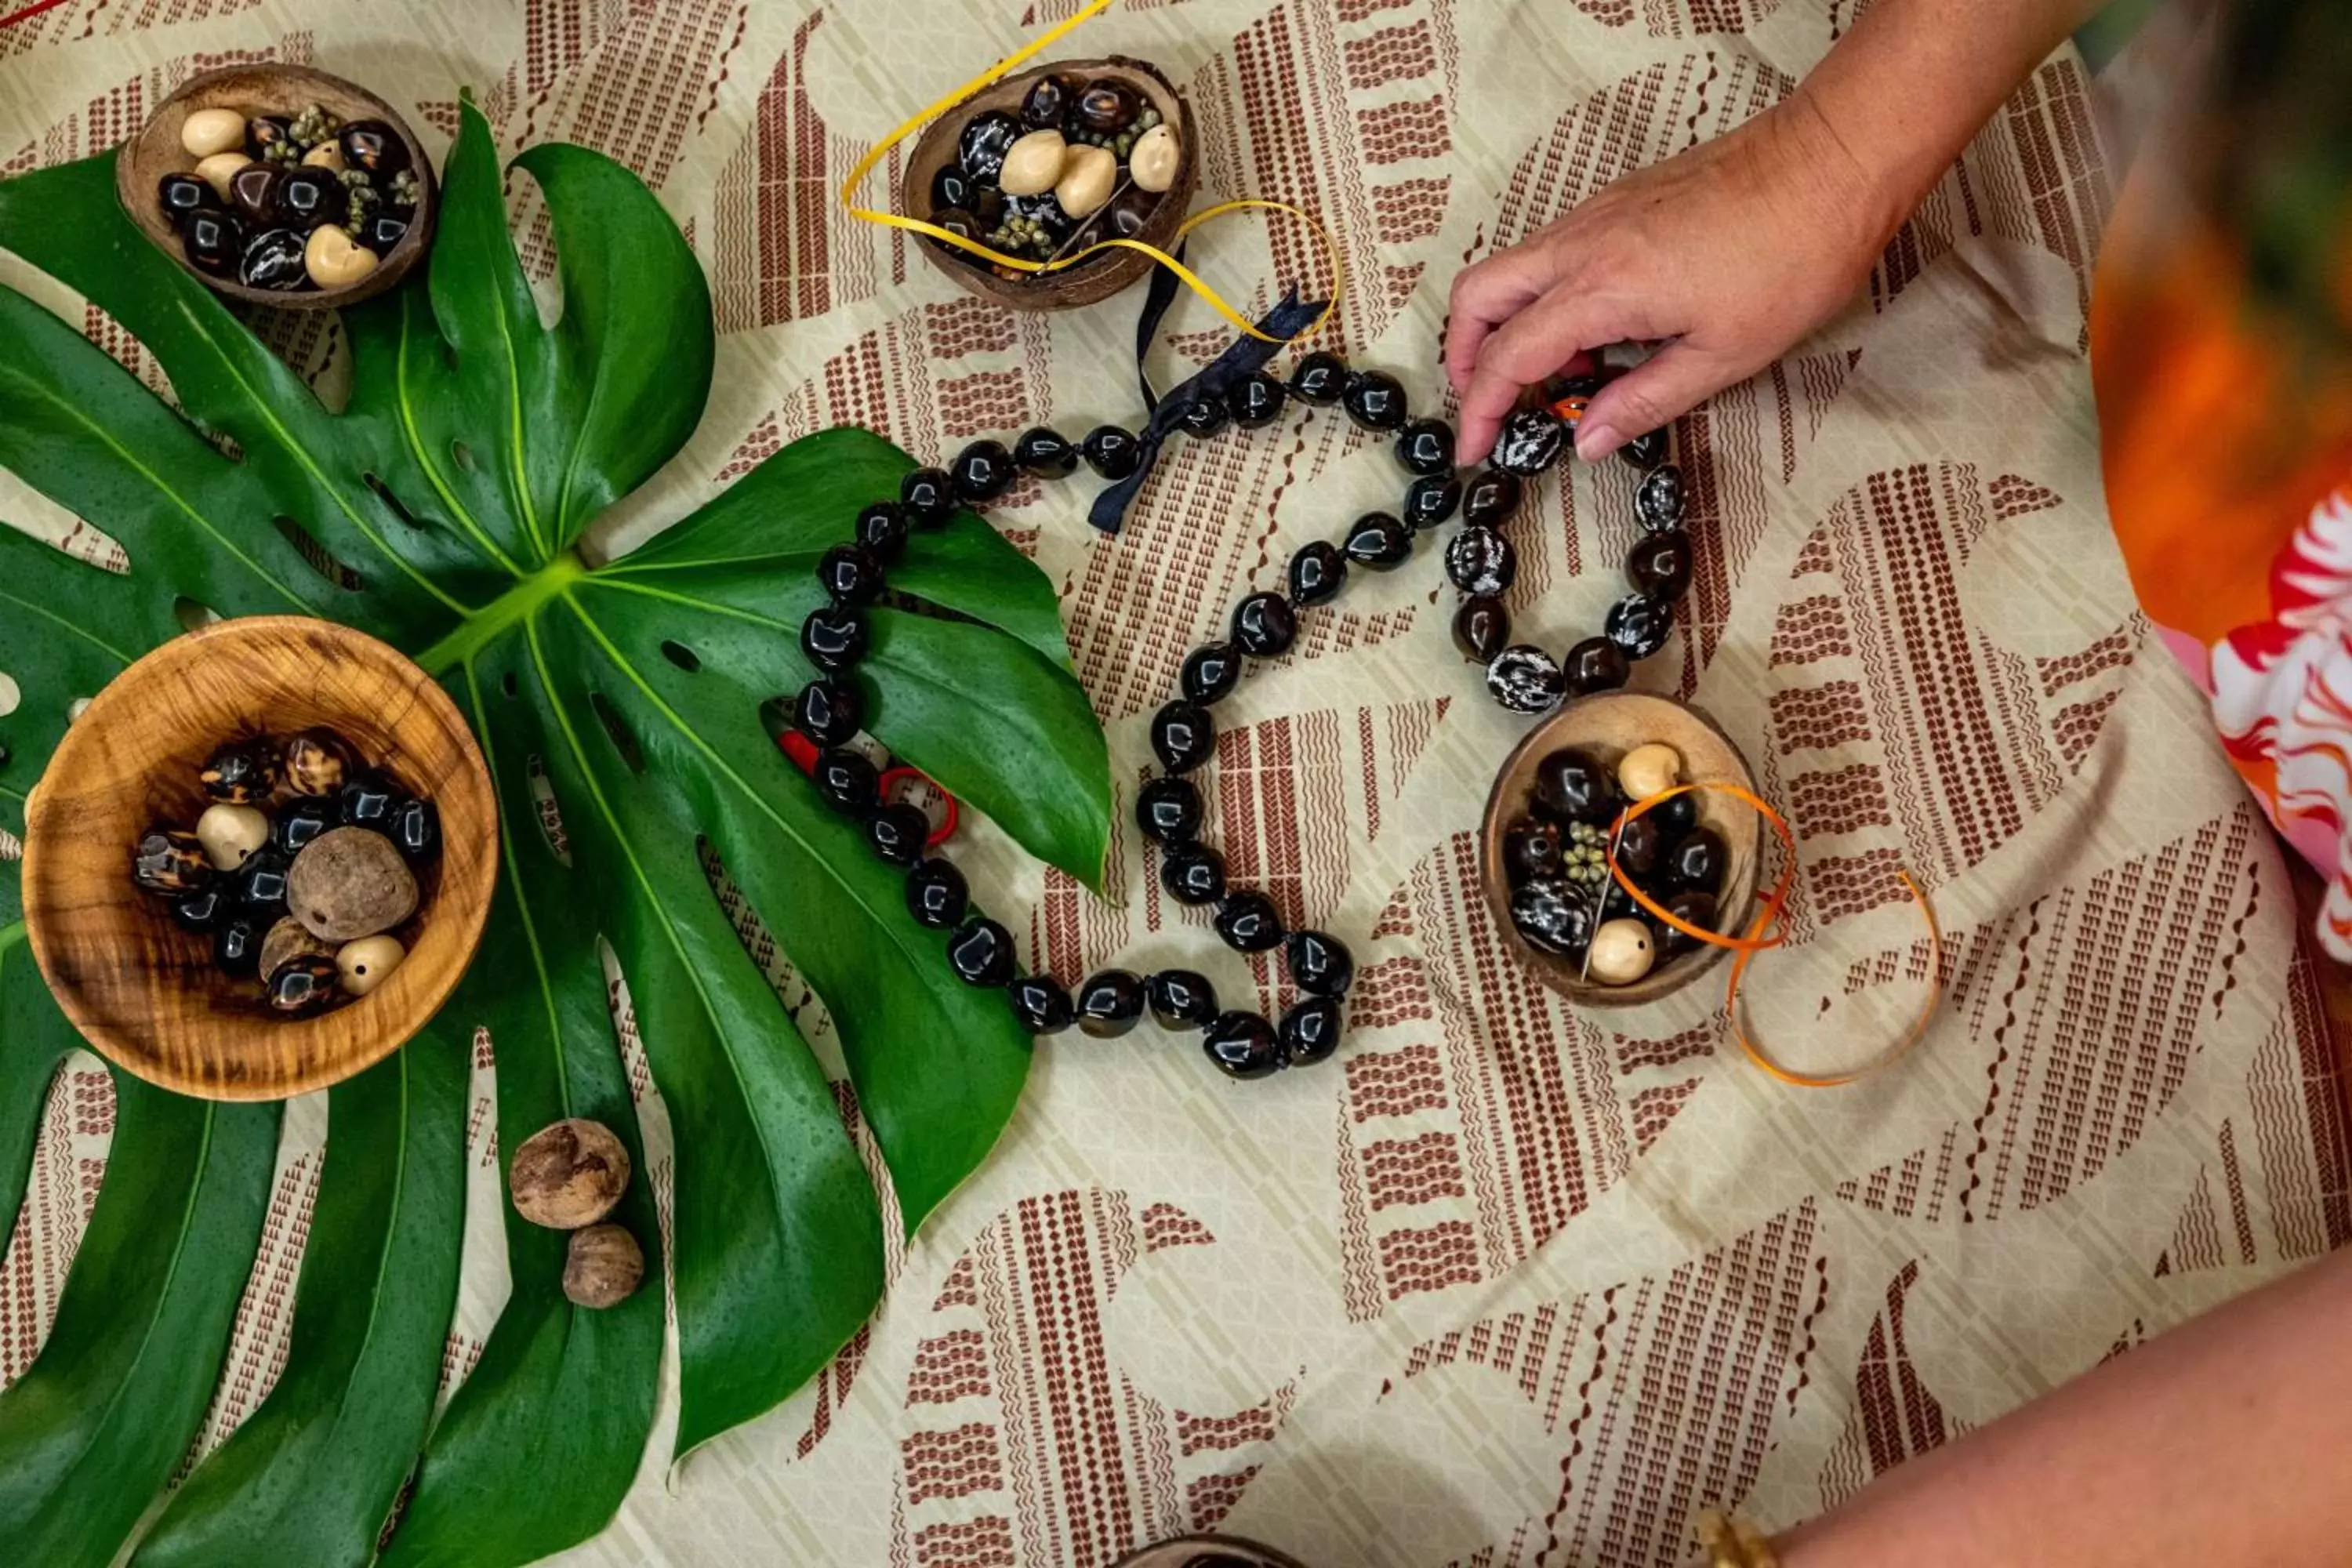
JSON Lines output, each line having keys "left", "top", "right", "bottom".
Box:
{"left": 1575, "top": 423, "right": 1619, "bottom": 463}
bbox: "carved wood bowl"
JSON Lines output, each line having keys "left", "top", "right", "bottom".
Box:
{"left": 1479, "top": 691, "right": 1761, "bottom": 1009}
{"left": 21, "top": 618, "right": 496, "bottom": 1101}
{"left": 901, "top": 55, "right": 1196, "bottom": 312}
{"left": 116, "top": 63, "right": 437, "bottom": 310}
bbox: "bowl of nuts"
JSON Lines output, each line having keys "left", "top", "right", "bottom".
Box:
{"left": 116, "top": 63, "right": 436, "bottom": 309}
{"left": 901, "top": 55, "right": 1196, "bottom": 312}
{"left": 1479, "top": 692, "right": 1761, "bottom": 1009}
{"left": 20, "top": 617, "right": 496, "bottom": 1100}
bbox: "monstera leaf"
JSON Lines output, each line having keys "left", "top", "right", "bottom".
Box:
{"left": 0, "top": 100, "right": 1108, "bottom": 1567}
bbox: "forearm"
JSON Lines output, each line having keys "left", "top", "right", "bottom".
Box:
{"left": 1772, "top": 1247, "right": 2352, "bottom": 1567}
{"left": 1789, "top": 0, "right": 2109, "bottom": 246}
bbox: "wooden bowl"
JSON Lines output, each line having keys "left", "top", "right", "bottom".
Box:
{"left": 116, "top": 64, "right": 437, "bottom": 311}
{"left": 20, "top": 618, "right": 496, "bottom": 1101}
{"left": 901, "top": 56, "right": 1197, "bottom": 312}
{"left": 1479, "top": 692, "right": 1760, "bottom": 1009}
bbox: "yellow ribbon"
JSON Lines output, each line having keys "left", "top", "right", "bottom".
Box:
{"left": 838, "top": 0, "right": 1343, "bottom": 343}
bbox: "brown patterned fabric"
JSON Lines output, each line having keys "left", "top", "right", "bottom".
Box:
{"left": 1, "top": 3, "right": 2345, "bottom": 1566}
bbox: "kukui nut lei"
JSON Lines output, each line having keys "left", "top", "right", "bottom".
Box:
{"left": 157, "top": 99, "right": 421, "bottom": 292}
{"left": 129, "top": 724, "right": 441, "bottom": 1015}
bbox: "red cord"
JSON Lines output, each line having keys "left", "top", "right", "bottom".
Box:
{"left": 0, "top": 0, "right": 74, "bottom": 31}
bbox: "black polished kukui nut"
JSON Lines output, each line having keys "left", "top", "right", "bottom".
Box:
{"left": 1149, "top": 700, "right": 1216, "bottom": 774}
{"left": 900, "top": 466, "right": 957, "bottom": 526}
{"left": 1226, "top": 372, "right": 1287, "bottom": 429}
{"left": 1203, "top": 1010, "right": 1284, "bottom": 1079}
{"left": 1443, "top": 526, "right": 1514, "bottom": 597}
{"left": 1213, "top": 890, "right": 1285, "bottom": 953}
{"left": 946, "top": 916, "right": 1017, "bottom": 987}
{"left": 1287, "top": 540, "right": 1347, "bottom": 607}
{"left": 1007, "top": 974, "right": 1075, "bottom": 1034}
{"left": 1075, "top": 968, "right": 1147, "bottom": 1037}
{"left": 865, "top": 801, "right": 932, "bottom": 867}
{"left": 1392, "top": 419, "right": 1454, "bottom": 477}
{"left": 1287, "top": 350, "right": 1348, "bottom": 406}
{"left": 796, "top": 678, "right": 864, "bottom": 749}
{"left": 1604, "top": 592, "right": 1675, "bottom": 660}
{"left": 1626, "top": 531, "right": 1693, "bottom": 600}
{"left": 1403, "top": 474, "right": 1462, "bottom": 530}
{"left": 1177, "top": 396, "right": 1231, "bottom": 439}
{"left": 1492, "top": 407, "right": 1566, "bottom": 476}
{"left": 814, "top": 746, "right": 880, "bottom": 813}
{"left": 1231, "top": 592, "right": 1298, "bottom": 658}
{"left": 1159, "top": 839, "right": 1228, "bottom": 906}
{"left": 1180, "top": 641, "right": 1243, "bottom": 705}
{"left": 950, "top": 439, "right": 1016, "bottom": 503}
{"left": 1283, "top": 928, "right": 1355, "bottom": 996}
{"left": 1342, "top": 511, "right": 1414, "bottom": 570}
{"left": 1147, "top": 968, "right": 1220, "bottom": 1029}
{"left": 1014, "top": 426, "right": 1080, "bottom": 477}
{"left": 855, "top": 501, "right": 911, "bottom": 562}
{"left": 1452, "top": 597, "right": 1511, "bottom": 662}
{"left": 800, "top": 605, "right": 869, "bottom": 673}
{"left": 1134, "top": 775, "right": 1203, "bottom": 844}
{"left": 1278, "top": 996, "right": 1345, "bottom": 1066}
{"left": 1461, "top": 468, "right": 1523, "bottom": 528}
{"left": 818, "top": 543, "right": 885, "bottom": 608}
{"left": 1341, "top": 369, "right": 1407, "bottom": 431}
{"left": 1635, "top": 464, "right": 1686, "bottom": 532}
{"left": 1563, "top": 635, "right": 1632, "bottom": 698}
{"left": 904, "top": 857, "right": 970, "bottom": 929}
{"left": 1081, "top": 424, "right": 1142, "bottom": 481}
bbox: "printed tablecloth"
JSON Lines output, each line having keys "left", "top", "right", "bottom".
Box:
{"left": 3, "top": 2, "right": 2347, "bottom": 1564}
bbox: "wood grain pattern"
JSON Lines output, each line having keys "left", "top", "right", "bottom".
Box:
{"left": 114, "top": 64, "right": 438, "bottom": 311}
{"left": 20, "top": 617, "right": 495, "bottom": 1101}
{"left": 899, "top": 56, "right": 1196, "bottom": 313}
{"left": 1479, "top": 691, "right": 1760, "bottom": 1010}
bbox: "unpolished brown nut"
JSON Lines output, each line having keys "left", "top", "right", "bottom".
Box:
{"left": 259, "top": 916, "right": 333, "bottom": 980}
{"left": 509, "top": 1117, "right": 630, "bottom": 1229}
{"left": 562, "top": 1223, "right": 644, "bottom": 1309}
{"left": 288, "top": 826, "right": 417, "bottom": 942}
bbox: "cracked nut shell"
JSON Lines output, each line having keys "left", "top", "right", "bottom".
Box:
{"left": 510, "top": 1117, "right": 632, "bottom": 1230}
{"left": 563, "top": 1223, "right": 645, "bottom": 1309}
{"left": 288, "top": 826, "right": 418, "bottom": 942}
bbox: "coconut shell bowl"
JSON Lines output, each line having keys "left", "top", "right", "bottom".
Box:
{"left": 902, "top": 55, "right": 1197, "bottom": 312}
{"left": 1479, "top": 691, "right": 1761, "bottom": 1009}
{"left": 118, "top": 63, "right": 437, "bottom": 310}
{"left": 21, "top": 618, "right": 496, "bottom": 1102}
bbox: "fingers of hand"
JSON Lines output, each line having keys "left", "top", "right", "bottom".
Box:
{"left": 1458, "top": 287, "right": 1624, "bottom": 460}
{"left": 1574, "top": 343, "right": 1724, "bottom": 462}
{"left": 1443, "top": 245, "right": 1558, "bottom": 396}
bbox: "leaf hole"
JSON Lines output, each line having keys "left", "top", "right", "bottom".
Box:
{"left": 363, "top": 473, "right": 432, "bottom": 532}
{"left": 451, "top": 441, "right": 477, "bottom": 474}
{"left": 502, "top": 671, "right": 518, "bottom": 698}
{"left": 756, "top": 696, "right": 791, "bottom": 746}
{"left": 524, "top": 754, "right": 573, "bottom": 866}
{"left": 589, "top": 692, "right": 646, "bottom": 775}
{"left": 211, "top": 431, "right": 245, "bottom": 463}
{"left": 273, "top": 517, "right": 365, "bottom": 592}
{"left": 659, "top": 641, "right": 701, "bottom": 674}
{"left": 173, "top": 597, "right": 222, "bottom": 633}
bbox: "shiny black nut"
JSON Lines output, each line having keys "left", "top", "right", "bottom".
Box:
{"left": 1563, "top": 635, "right": 1632, "bottom": 698}
{"left": 1287, "top": 540, "right": 1347, "bottom": 607}
{"left": 1075, "top": 79, "right": 1140, "bottom": 134}
{"left": 1007, "top": 975, "right": 1074, "bottom": 1035}
{"left": 1342, "top": 511, "right": 1414, "bottom": 570}
{"left": 1665, "top": 826, "right": 1727, "bottom": 893}
{"left": 234, "top": 845, "right": 295, "bottom": 922}
{"left": 134, "top": 829, "right": 212, "bottom": 896}
{"left": 1444, "top": 526, "right": 1515, "bottom": 596}
{"left": 1341, "top": 370, "right": 1407, "bottom": 431}
{"left": 946, "top": 916, "right": 1017, "bottom": 986}
{"left": 1284, "top": 928, "right": 1354, "bottom": 996}
{"left": 865, "top": 801, "right": 931, "bottom": 866}
{"left": 1612, "top": 814, "right": 1665, "bottom": 880}
{"left": 337, "top": 119, "right": 408, "bottom": 175}
{"left": 1180, "top": 641, "right": 1243, "bottom": 705}
{"left": 1650, "top": 790, "right": 1700, "bottom": 840}
{"left": 228, "top": 162, "right": 283, "bottom": 225}
{"left": 1020, "top": 71, "right": 1080, "bottom": 129}
{"left": 1214, "top": 889, "right": 1285, "bottom": 953}
{"left": 800, "top": 604, "right": 869, "bottom": 673}
{"left": 1656, "top": 888, "right": 1719, "bottom": 959}
{"left": 817, "top": 543, "right": 885, "bottom": 607}
{"left": 958, "top": 111, "right": 1022, "bottom": 179}
{"left": 273, "top": 169, "right": 343, "bottom": 231}
{"left": 1014, "top": 426, "right": 1079, "bottom": 477}
{"left": 1147, "top": 968, "right": 1219, "bottom": 1029}
{"left": 337, "top": 773, "right": 404, "bottom": 832}
{"left": 1635, "top": 464, "right": 1686, "bottom": 532}
{"left": 1231, "top": 591, "right": 1298, "bottom": 659}
{"left": 1150, "top": 700, "right": 1216, "bottom": 774}
{"left": 1134, "top": 775, "right": 1203, "bottom": 844}
{"left": 1491, "top": 407, "right": 1566, "bottom": 476}
{"left": 1452, "top": 595, "right": 1511, "bottom": 662}
{"left": 1278, "top": 996, "right": 1345, "bottom": 1067}
{"left": 1461, "top": 468, "right": 1523, "bottom": 528}
{"left": 1510, "top": 877, "right": 1593, "bottom": 957}
{"left": 246, "top": 114, "right": 295, "bottom": 156}
{"left": 1075, "top": 968, "right": 1146, "bottom": 1037}
{"left": 182, "top": 210, "right": 245, "bottom": 278}
{"left": 266, "top": 953, "right": 339, "bottom": 1014}
{"left": 1626, "top": 531, "right": 1693, "bottom": 601}
{"left": 1392, "top": 419, "right": 1454, "bottom": 477}
{"left": 905, "top": 857, "right": 969, "bottom": 928}
{"left": 213, "top": 915, "right": 264, "bottom": 978}
{"left": 1287, "top": 351, "right": 1348, "bottom": 405}
{"left": 795, "top": 677, "right": 864, "bottom": 749}
{"left": 1080, "top": 424, "right": 1142, "bottom": 482}
{"left": 1403, "top": 474, "right": 1462, "bottom": 530}
{"left": 1605, "top": 592, "right": 1675, "bottom": 660}
{"left": 814, "top": 746, "right": 880, "bottom": 813}
{"left": 1225, "top": 372, "right": 1286, "bottom": 429}
{"left": 950, "top": 439, "right": 1016, "bottom": 503}
{"left": 901, "top": 466, "right": 957, "bottom": 526}
{"left": 933, "top": 163, "right": 980, "bottom": 212}
{"left": 1502, "top": 818, "right": 1563, "bottom": 885}
{"left": 358, "top": 212, "right": 410, "bottom": 256}
{"left": 238, "top": 227, "right": 310, "bottom": 291}
{"left": 1532, "top": 748, "right": 1618, "bottom": 826}
{"left": 855, "top": 500, "right": 910, "bottom": 563}
{"left": 388, "top": 797, "right": 440, "bottom": 862}
{"left": 201, "top": 737, "right": 279, "bottom": 804}
{"left": 1485, "top": 645, "right": 1563, "bottom": 714}
{"left": 1621, "top": 427, "right": 1671, "bottom": 470}
{"left": 1176, "top": 397, "right": 1229, "bottom": 440}
{"left": 1203, "top": 1010, "right": 1283, "bottom": 1080}
{"left": 1159, "top": 839, "right": 1227, "bottom": 906}
{"left": 172, "top": 886, "right": 230, "bottom": 933}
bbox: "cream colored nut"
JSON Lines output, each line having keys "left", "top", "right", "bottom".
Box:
{"left": 260, "top": 916, "right": 333, "bottom": 981}
{"left": 180, "top": 107, "right": 249, "bottom": 159}
{"left": 1587, "top": 918, "right": 1656, "bottom": 986}
{"left": 510, "top": 1118, "right": 631, "bottom": 1229}
{"left": 301, "top": 141, "right": 347, "bottom": 171}
{"left": 563, "top": 1224, "right": 645, "bottom": 1308}
{"left": 996, "top": 129, "right": 1068, "bottom": 198}
{"left": 195, "top": 802, "right": 270, "bottom": 870}
{"left": 1128, "top": 123, "right": 1181, "bottom": 194}
{"left": 304, "top": 224, "right": 381, "bottom": 289}
{"left": 289, "top": 826, "right": 416, "bottom": 942}
{"left": 194, "top": 151, "right": 252, "bottom": 201}
{"left": 1054, "top": 144, "right": 1118, "bottom": 220}
{"left": 335, "top": 934, "right": 406, "bottom": 997}
{"left": 1617, "top": 742, "right": 1683, "bottom": 802}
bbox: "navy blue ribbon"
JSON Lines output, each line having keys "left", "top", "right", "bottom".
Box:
{"left": 1086, "top": 259, "right": 1327, "bottom": 534}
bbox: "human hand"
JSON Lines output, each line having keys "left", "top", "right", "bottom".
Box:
{"left": 1444, "top": 91, "right": 1900, "bottom": 464}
